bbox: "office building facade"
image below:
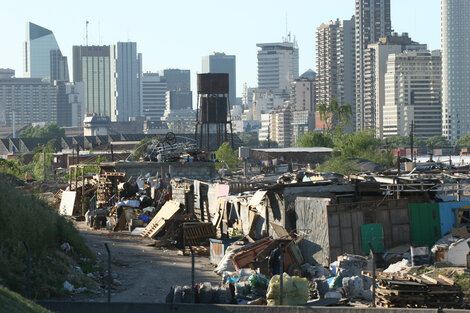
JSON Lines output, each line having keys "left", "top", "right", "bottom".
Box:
{"left": 362, "top": 34, "right": 426, "bottom": 138}
{"left": 73, "top": 45, "right": 112, "bottom": 117}
{"left": 442, "top": 0, "right": 470, "bottom": 142}
{"left": 257, "top": 40, "right": 299, "bottom": 93}
{"left": 110, "top": 42, "right": 142, "bottom": 121}
{"left": 23, "top": 22, "right": 69, "bottom": 82}
{"left": 141, "top": 73, "right": 167, "bottom": 122}
{"left": 383, "top": 50, "right": 442, "bottom": 139}
{"left": 202, "top": 52, "right": 236, "bottom": 105}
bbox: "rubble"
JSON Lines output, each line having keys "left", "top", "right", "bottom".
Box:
{"left": 52, "top": 136, "right": 470, "bottom": 308}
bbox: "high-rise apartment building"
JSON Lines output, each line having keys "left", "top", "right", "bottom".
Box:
{"left": 362, "top": 33, "right": 426, "bottom": 138}
{"left": 270, "top": 107, "right": 292, "bottom": 147}
{"left": 23, "top": 22, "right": 69, "bottom": 82}
{"left": 316, "top": 21, "right": 339, "bottom": 107}
{"left": 257, "top": 40, "right": 299, "bottom": 93}
{"left": 73, "top": 45, "right": 111, "bottom": 117}
{"left": 141, "top": 73, "right": 167, "bottom": 122}
{"left": 383, "top": 50, "right": 442, "bottom": 139}
{"left": 316, "top": 17, "right": 355, "bottom": 114}
{"left": 202, "top": 52, "right": 237, "bottom": 105}
{"left": 442, "top": 0, "right": 470, "bottom": 142}
{"left": 0, "top": 75, "right": 57, "bottom": 127}
{"left": 110, "top": 42, "right": 142, "bottom": 121}
{"left": 290, "top": 69, "right": 316, "bottom": 113}
{"left": 355, "top": 0, "right": 392, "bottom": 131}
{"left": 290, "top": 70, "right": 316, "bottom": 143}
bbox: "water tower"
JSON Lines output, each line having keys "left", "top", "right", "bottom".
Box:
{"left": 195, "top": 73, "right": 233, "bottom": 151}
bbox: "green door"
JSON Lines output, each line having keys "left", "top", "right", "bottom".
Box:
{"left": 361, "top": 223, "right": 384, "bottom": 254}
{"left": 408, "top": 203, "right": 441, "bottom": 247}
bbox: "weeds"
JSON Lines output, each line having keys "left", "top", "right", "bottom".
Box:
{"left": 0, "top": 180, "right": 96, "bottom": 299}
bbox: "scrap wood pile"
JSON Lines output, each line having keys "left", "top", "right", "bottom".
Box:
{"left": 140, "top": 200, "right": 216, "bottom": 250}
{"left": 364, "top": 271, "right": 463, "bottom": 308}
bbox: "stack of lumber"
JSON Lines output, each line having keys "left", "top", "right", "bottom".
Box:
{"left": 369, "top": 272, "right": 463, "bottom": 308}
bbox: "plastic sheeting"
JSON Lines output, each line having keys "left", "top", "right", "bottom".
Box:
{"left": 248, "top": 190, "right": 267, "bottom": 207}
{"left": 295, "top": 197, "right": 332, "bottom": 265}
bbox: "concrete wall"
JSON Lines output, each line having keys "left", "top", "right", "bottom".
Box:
{"left": 113, "top": 161, "right": 215, "bottom": 179}
{"left": 37, "top": 302, "right": 442, "bottom": 313}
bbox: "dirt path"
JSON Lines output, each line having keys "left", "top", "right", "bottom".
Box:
{"left": 74, "top": 222, "right": 221, "bottom": 303}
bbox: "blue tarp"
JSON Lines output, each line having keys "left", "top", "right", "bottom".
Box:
{"left": 438, "top": 201, "right": 470, "bottom": 236}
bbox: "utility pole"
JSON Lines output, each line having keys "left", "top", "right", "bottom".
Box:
{"left": 86, "top": 21, "right": 89, "bottom": 46}
{"left": 410, "top": 120, "right": 414, "bottom": 163}
{"left": 43, "top": 150, "right": 46, "bottom": 181}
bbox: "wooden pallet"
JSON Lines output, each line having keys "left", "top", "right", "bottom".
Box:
{"left": 365, "top": 271, "right": 463, "bottom": 309}
{"left": 182, "top": 222, "right": 216, "bottom": 246}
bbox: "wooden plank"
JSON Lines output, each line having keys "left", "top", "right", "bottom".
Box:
{"left": 141, "top": 200, "right": 181, "bottom": 238}
{"left": 438, "top": 274, "right": 456, "bottom": 286}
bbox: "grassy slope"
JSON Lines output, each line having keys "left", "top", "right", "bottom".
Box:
{"left": 0, "top": 285, "right": 51, "bottom": 313}
{"left": 0, "top": 180, "right": 97, "bottom": 299}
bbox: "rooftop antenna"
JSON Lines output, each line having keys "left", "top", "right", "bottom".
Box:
{"left": 285, "top": 12, "right": 288, "bottom": 41}
{"left": 98, "top": 20, "right": 101, "bottom": 45}
{"left": 86, "top": 20, "right": 89, "bottom": 46}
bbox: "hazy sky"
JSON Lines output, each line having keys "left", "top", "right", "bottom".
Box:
{"left": 1, "top": 0, "right": 441, "bottom": 97}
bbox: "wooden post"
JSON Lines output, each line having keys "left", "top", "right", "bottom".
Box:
{"left": 81, "top": 166, "right": 85, "bottom": 216}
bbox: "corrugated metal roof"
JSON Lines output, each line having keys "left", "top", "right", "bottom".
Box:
{"left": 252, "top": 147, "right": 333, "bottom": 153}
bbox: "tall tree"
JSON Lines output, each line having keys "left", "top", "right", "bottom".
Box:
{"left": 298, "top": 131, "right": 334, "bottom": 148}
{"left": 317, "top": 98, "right": 352, "bottom": 138}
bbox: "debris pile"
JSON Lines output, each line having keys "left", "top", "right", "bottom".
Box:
{"left": 368, "top": 272, "right": 463, "bottom": 308}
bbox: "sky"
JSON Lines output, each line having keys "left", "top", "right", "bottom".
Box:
{"left": 1, "top": 0, "right": 441, "bottom": 98}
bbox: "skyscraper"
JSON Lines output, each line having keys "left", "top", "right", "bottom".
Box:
{"left": 201, "top": 52, "right": 237, "bottom": 105}
{"left": 73, "top": 45, "right": 111, "bottom": 117}
{"left": 362, "top": 33, "right": 426, "bottom": 138}
{"left": 23, "top": 22, "right": 69, "bottom": 82}
{"left": 315, "top": 17, "right": 355, "bottom": 112}
{"left": 441, "top": 0, "right": 470, "bottom": 142}
{"left": 355, "top": 0, "right": 392, "bottom": 131}
{"left": 110, "top": 42, "right": 142, "bottom": 121}
{"left": 141, "top": 73, "right": 167, "bottom": 122}
{"left": 161, "top": 69, "right": 190, "bottom": 92}
{"left": 257, "top": 39, "right": 299, "bottom": 93}
{"left": 383, "top": 50, "right": 442, "bottom": 139}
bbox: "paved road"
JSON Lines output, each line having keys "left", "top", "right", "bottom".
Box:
{"left": 74, "top": 222, "right": 221, "bottom": 303}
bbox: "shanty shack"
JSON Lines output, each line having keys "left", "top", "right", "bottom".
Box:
{"left": 295, "top": 197, "right": 411, "bottom": 266}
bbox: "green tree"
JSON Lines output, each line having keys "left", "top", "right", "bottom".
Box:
{"left": 316, "top": 131, "right": 394, "bottom": 175}
{"left": 259, "top": 140, "right": 278, "bottom": 148}
{"left": 215, "top": 142, "right": 239, "bottom": 171}
{"left": 298, "top": 131, "right": 334, "bottom": 148}
{"left": 238, "top": 133, "right": 259, "bottom": 147}
{"left": 317, "top": 98, "right": 352, "bottom": 137}
{"left": 129, "top": 136, "right": 163, "bottom": 161}
{"left": 19, "top": 123, "right": 65, "bottom": 139}
{"left": 425, "top": 136, "right": 450, "bottom": 149}
{"left": 456, "top": 133, "right": 470, "bottom": 147}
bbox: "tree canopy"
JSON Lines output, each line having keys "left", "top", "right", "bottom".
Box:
{"left": 317, "top": 98, "right": 352, "bottom": 137}
{"left": 215, "top": 142, "right": 239, "bottom": 171}
{"left": 19, "top": 123, "right": 65, "bottom": 139}
{"left": 456, "top": 133, "right": 470, "bottom": 147}
{"left": 297, "top": 131, "right": 334, "bottom": 148}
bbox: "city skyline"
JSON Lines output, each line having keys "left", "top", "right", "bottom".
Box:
{"left": 1, "top": 0, "right": 441, "bottom": 97}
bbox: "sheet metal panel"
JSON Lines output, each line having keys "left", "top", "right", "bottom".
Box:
{"left": 438, "top": 201, "right": 470, "bottom": 236}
